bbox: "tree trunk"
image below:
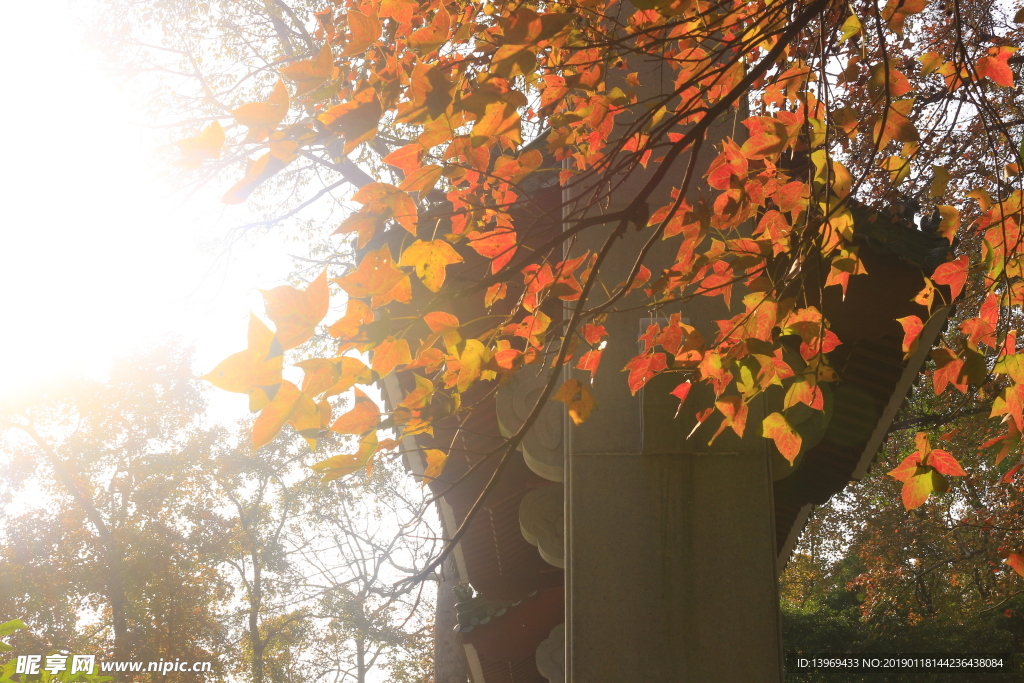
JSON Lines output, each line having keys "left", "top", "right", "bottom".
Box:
{"left": 433, "top": 553, "right": 470, "bottom": 683}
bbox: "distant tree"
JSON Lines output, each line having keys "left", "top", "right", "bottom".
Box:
{"left": 0, "top": 344, "right": 229, "bottom": 674}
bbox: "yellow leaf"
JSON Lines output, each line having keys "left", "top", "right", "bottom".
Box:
{"left": 176, "top": 121, "right": 225, "bottom": 167}
{"left": 880, "top": 155, "right": 910, "bottom": 185}
{"left": 762, "top": 412, "right": 802, "bottom": 464}
{"left": 422, "top": 448, "right": 448, "bottom": 484}
{"left": 553, "top": 378, "right": 596, "bottom": 425}
{"left": 838, "top": 14, "right": 861, "bottom": 42}
{"left": 399, "top": 239, "right": 463, "bottom": 292}
{"left": 325, "top": 356, "right": 374, "bottom": 396}
{"left": 457, "top": 339, "right": 489, "bottom": 392}
{"left": 202, "top": 314, "right": 283, "bottom": 411}
{"left": 931, "top": 165, "right": 950, "bottom": 198}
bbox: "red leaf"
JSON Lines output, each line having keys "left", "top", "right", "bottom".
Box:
{"left": 466, "top": 228, "right": 517, "bottom": 273}
{"left": 926, "top": 449, "right": 966, "bottom": 477}
{"left": 976, "top": 46, "right": 1017, "bottom": 87}
{"left": 931, "top": 255, "right": 968, "bottom": 301}
{"left": 1006, "top": 552, "right": 1024, "bottom": 577}
{"left": 896, "top": 315, "right": 924, "bottom": 358}
{"left": 623, "top": 352, "right": 668, "bottom": 395}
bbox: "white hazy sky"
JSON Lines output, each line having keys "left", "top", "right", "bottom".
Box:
{"left": 0, "top": 1, "right": 304, "bottom": 411}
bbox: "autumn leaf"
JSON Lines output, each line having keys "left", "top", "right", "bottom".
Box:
{"left": 318, "top": 87, "right": 383, "bottom": 152}
{"left": 341, "top": 10, "right": 382, "bottom": 56}
{"left": 399, "top": 164, "right": 444, "bottom": 194}
{"left": 927, "top": 449, "right": 966, "bottom": 477}
{"left": 457, "top": 339, "right": 489, "bottom": 392}
{"left": 709, "top": 395, "right": 748, "bottom": 442}
{"left": 352, "top": 182, "right": 418, "bottom": 234}
{"left": 763, "top": 412, "right": 802, "bottom": 464}
{"left": 231, "top": 79, "right": 290, "bottom": 130}
{"left": 399, "top": 239, "right": 463, "bottom": 291}
{"left": 1006, "top": 553, "right": 1024, "bottom": 577}
{"left": 310, "top": 432, "right": 378, "bottom": 481}
{"left": 260, "top": 271, "right": 330, "bottom": 350}
{"left": 422, "top": 448, "right": 448, "bottom": 484}
{"left": 327, "top": 300, "right": 373, "bottom": 342}
{"left": 976, "top": 46, "right": 1017, "bottom": 87}
{"left": 623, "top": 352, "right": 668, "bottom": 395}
{"left": 372, "top": 336, "right": 413, "bottom": 377}
{"left": 670, "top": 381, "right": 691, "bottom": 418}
{"left": 466, "top": 228, "right": 517, "bottom": 273}
{"left": 554, "top": 379, "right": 596, "bottom": 425}
{"left": 896, "top": 315, "right": 924, "bottom": 359}
{"left": 176, "top": 121, "right": 225, "bottom": 167}
{"left": 330, "top": 388, "right": 380, "bottom": 435}
{"left": 931, "top": 255, "right": 968, "bottom": 300}
{"left": 279, "top": 44, "right": 334, "bottom": 94}
{"left": 252, "top": 380, "right": 319, "bottom": 449}
{"left": 333, "top": 245, "right": 412, "bottom": 308}
{"left": 202, "top": 314, "right": 283, "bottom": 411}
{"left": 222, "top": 141, "right": 299, "bottom": 204}
{"left": 408, "top": 5, "right": 450, "bottom": 53}
{"left": 325, "top": 357, "right": 374, "bottom": 396}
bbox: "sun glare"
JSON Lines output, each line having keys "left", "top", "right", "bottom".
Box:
{"left": 0, "top": 2, "right": 297, "bottom": 406}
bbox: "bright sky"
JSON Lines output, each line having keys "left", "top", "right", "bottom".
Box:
{"left": 0, "top": 2, "right": 299, "bottom": 412}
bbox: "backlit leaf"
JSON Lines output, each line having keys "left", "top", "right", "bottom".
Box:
{"left": 231, "top": 79, "right": 290, "bottom": 130}
{"left": 762, "top": 412, "right": 802, "bottom": 464}
{"left": 260, "top": 270, "right": 330, "bottom": 350}
{"left": 399, "top": 239, "right": 463, "bottom": 291}
{"left": 554, "top": 379, "right": 596, "bottom": 425}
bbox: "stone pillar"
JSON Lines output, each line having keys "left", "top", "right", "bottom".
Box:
{"left": 562, "top": 117, "right": 784, "bottom": 681}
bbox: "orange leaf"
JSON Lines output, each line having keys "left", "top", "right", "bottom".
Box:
{"left": 231, "top": 79, "right": 290, "bottom": 130}
{"left": 1006, "top": 553, "right": 1024, "bottom": 577}
{"left": 330, "top": 388, "right": 380, "bottom": 434}
{"left": 710, "top": 395, "right": 748, "bottom": 442}
{"left": 408, "top": 5, "right": 450, "bottom": 53}
{"left": 399, "top": 164, "right": 444, "bottom": 194}
{"left": 976, "top": 46, "right": 1017, "bottom": 87}
{"left": 279, "top": 44, "right": 334, "bottom": 95}
{"left": 896, "top": 315, "right": 924, "bottom": 359}
{"left": 333, "top": 245, "right": 412, "bottom": 308}
{"left": 253, "top": 380, "right": 303, "bottom": 449}
{"left": 295, "top": 358, "right": 341, "bottom": 397}
{"left": 318, "top": 87, "right": 383, "bottom": 153}
{"left": 260, "top": 271, "right": 330, "bottom": 350}
{"left": 352, "top": 182, "right": 418, "bottom": 234}
{"left": 762, "top": 412, "right": 802, "bottom": 464}
{"left": 399, "top": 239, "right": 463, "bottom": 292}
{"left": 485, "top": 282, "right": 507, "bottom": 307}
{"left": 424, "top": 311, "right": 460, "bottom": 332}
{"left": 327, "top": 300, "right": 373, "bottom": 341}
{"left": 341, "top": 11, "right": 382, "bottom": 56}
{"left": 372, "top": 337, "right": 413, "bottom": 377}
{"left": 333, "top": 211, "right": 380, "bottom": 249}
{"left": 176, "top": 121, "right": 225, "bottom": 167}
{"left": 931, "top": 254, "right": 968, "bottom": 300}
{"left": 311, "top": 432, "right": 378, "bottom": 481}
{"left": 202, "top": 314, "right": 283, "bottom": 411}
{"left": 466, "top": 228, "right": 517, "bottom": 273}
{"left": 222, "top": 142, "right": 298, "bottom": 204}
{"left": 901, "top": 470, "right": 935, "bottom": 510}
{"left": 926, "top": 449, "right": 966, "bottom": 477}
